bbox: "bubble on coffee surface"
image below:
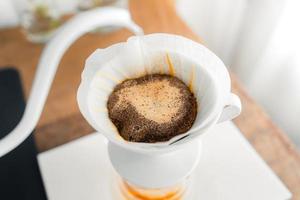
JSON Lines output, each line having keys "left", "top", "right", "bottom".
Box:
{"left": 107, "top": 74, "right": 197, "bottom": 143}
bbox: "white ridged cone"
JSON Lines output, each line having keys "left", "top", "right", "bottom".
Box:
{"left": 77, "top": 33, "right": 230, "bottom": 153}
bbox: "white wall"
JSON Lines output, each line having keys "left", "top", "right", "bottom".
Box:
{"left": 176, "top": 0, "right": 300, "bottom": 147}
{"left": 0, "top": 1, "right": 19, "bottom": 28}
{"left": 176, "top": 0, "right": 247, "bottom": 67}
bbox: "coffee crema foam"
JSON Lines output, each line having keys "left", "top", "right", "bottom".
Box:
{"left": 107, "top": 74, "right": 197, "bottom": 143}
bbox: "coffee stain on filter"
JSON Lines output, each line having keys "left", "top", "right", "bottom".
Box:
{"left": 188, "top": 65, "right": 195, "bottom": 92}
{"left": 114, "top": 66, "right": 130, "bottom": 80}
{"left": 159, "top": 64, "right": 165, "bottom": 74}
{"left": 166, "top": 53, "right": 176, "bottom": 76}
{"left": 96, "top": 72, "right": 121, "bottom": 84}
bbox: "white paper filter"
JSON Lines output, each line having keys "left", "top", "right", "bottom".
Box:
{"left": 77, "top": 33, "right": 223, "bottom": 151}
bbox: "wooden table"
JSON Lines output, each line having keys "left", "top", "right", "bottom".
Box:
{"left": 0, "top": 0, "right": 300, "bottom": 198}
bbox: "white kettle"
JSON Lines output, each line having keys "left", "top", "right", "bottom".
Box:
{"left": 0, "top": 7, "right": 143, "bottom": 157}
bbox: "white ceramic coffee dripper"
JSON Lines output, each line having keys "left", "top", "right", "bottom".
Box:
{"left": 77, "top": 33, "right": 242, "bottom": 189}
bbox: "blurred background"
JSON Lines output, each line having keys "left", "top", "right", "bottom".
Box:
{"left": 177, "top": 0, "right": 300, "bottom": 148}
{"left": 0, "top": 0, "right": 299, "bottom": 148}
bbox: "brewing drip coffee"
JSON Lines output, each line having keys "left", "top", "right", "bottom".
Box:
{"left": 107, "top": 74, "right": 197, "bottom": 143}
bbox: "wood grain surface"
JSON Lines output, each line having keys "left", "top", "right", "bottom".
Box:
{"left": 0, "top": 0, "right": 299, "bottom": 198}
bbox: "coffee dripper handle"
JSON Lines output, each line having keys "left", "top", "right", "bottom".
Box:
{"left": 0, "top": 7, "right": 143, "bottom": 157}
{"left": 217, "top": 93, "right": 242, "bottom": 123}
